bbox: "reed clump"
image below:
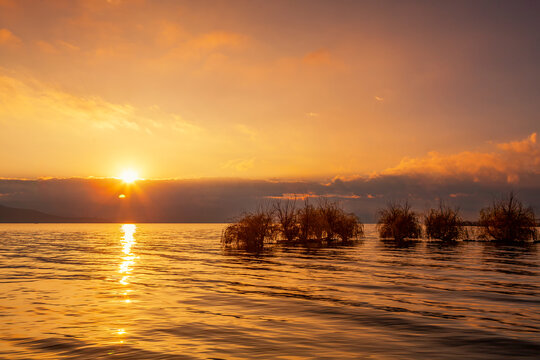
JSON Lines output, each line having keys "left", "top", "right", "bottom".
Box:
{"left": 221, "top": 210, "right": 276, "bottom": 251}
{"left": 377, "top": 202, "right": 422, "bottom": 241}
{"left": 478, "top": 193, "right": 537, "bottom": 242}
{"left": 320, "top": 201, "right": 364, "bottom": 242}
{"left": 222, "top": 200, "right": 364, "bottom": 249}
{"left": 424, "top": 204, "right": 464, "bottom": 241}
{"left": 273, "top": 199, "right": 299, "bottom": 242}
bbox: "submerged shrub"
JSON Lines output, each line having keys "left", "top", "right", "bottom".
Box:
{"left": 377, "top": 202, "right": 421, "bottom": 241}
{"left": 332, "top": 212, "right": 364, "bottom": 241}
{"left": 273, "top": 199, "right": 299, "bottom": 242}
{"left": 295, "top": 200, "right": 364, "bottom": 243}
{"left": 478, "top": 193, "right": 537, "bottom": 242}
{"left": 297, "top": 202, "right": 326, "bottom": 243}
{"left": 425, "top": 204, "right": 464, "bottom": 241}
{"left": 318, "top": 200, "right": 364, "bottom": 241}
{"left": 223, "top": 199, "right": 364, "bottom": 248}
{"left": 221, "top": 210, "right": 276, "bottom": 250}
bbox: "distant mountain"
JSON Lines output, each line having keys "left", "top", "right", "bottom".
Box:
{"left": 0, "top": 204, "right": 105, "bottom": 223}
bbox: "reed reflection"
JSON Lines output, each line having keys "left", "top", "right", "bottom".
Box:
{"left": 481, "top": 241, "right": 538, "bottom": 274}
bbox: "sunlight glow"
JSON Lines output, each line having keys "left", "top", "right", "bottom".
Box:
{"left": 119, "top": 170, "right": 139, "bottom": 183}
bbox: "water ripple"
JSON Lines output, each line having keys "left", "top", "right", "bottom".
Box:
{"left": 0, "top": 223, "right": 538, "bottom": 359}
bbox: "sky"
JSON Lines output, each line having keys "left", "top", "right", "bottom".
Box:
{"left": 0, "top": 1, "right": 539, "bottom": 220}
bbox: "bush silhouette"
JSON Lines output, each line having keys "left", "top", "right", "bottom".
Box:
{"left": 221, "top": 209, "right": 276, "bottom": 250}
{"left": 273, "top": 199, "right": 299, "bottom": 242}
{"left": 297, "top": 202, "right": 325, "bottom": 243}
{"left": 478, "top": 193, "right": 537, "bottom": 242}
{"left": 333, "top": 212, "right": 364, "bottom": 241}
{"left": 377, "top": 202, "right": 421, "bottom": 241}
{"left": 318, "top": 200, "right": 363, "bottom": 241}
{"left": 425, "top": 204, "right": 464, "bottom": 241}
{"left": 222, "top": 199, "right": 363, "bottom": 249}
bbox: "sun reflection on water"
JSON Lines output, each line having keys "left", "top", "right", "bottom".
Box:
{"left": 121, "top": 224, "right": 136, "bottom": 255}
{"left": 116, "top": 224, "right": 138, "bottom": 343}
{"left": 119, "top": 224, "right": 137, "bottom": 286}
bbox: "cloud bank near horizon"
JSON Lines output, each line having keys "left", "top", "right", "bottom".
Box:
{"left": 1, "top": 172, "right": 539, "bottom": 223}
{"left": 0, "top": 132, "right": 538, "bottom": 222}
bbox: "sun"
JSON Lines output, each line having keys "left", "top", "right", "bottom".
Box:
{"left": 119, "top": 170, "right": 139, "bottom": 184}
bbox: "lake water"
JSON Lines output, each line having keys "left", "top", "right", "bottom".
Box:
{"left": 0, "top": 223, "right": 538, "bottom": 359}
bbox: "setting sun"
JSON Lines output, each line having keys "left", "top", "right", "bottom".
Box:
{"left": 119, "top": 170, "right": 139, "bottom": 184}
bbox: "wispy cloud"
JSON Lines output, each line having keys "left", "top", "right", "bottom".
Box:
{"left": 302, "top": 49, "right": 333, "bottom": 66}
{"left": 0, "top": 28, "right": 21, "bottom": 46}
{"left": 265, "top": 193, "right": 361, "bottom": 200}
{"left": 191, "top": 31, "right": 248, "bottom": 50}
{"left": 0, "top": 70, "right": 199, "bottom": 134}
{"left": 221, "top": 158, "right": 255, "bottom": 172}
{"left": 235, "top": 123, "right": 257, "bottom": 141}
{"left": 35, "top": 39, "right": 80, "bottom": 54}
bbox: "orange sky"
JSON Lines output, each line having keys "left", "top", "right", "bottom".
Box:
{"left": 0, "top": 0, "right": 539, "bottom": 181}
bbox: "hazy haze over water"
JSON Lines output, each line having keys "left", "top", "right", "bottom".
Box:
{"left": 0, "top": 224, "right": 538, "bottom": 359}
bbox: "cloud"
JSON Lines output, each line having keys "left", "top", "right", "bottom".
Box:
{"left": 0, "top": 70, "right": 199, "bottom": 134}
{"left": 35, "top": 40, "right": 57, "bottom": 53}
{"left": 1, "top": 174, "right": 539, "bottom": 223}
{"left": 171, "top": 115, "right": 203, "bottom": 134}
{"left": 157, "top": 30, "right": 249, "bottom": 66}
{"left": 265, "top": 193, "right": 361, "bottom": 200}
{"left": 302, "top": 49, "right": 332, "bottom": 66}
{"left": 381, "top": 133, "right": 540, "bottom": 184}
{"left": 0, "top": 28, "right": 21, "bottom": 46}
{"left": 497, "top": 132, "right": 537, "bottom": 153}
{"left": 234, "top": 123, "right": 257, "bottom": 141}
{"left": 221, "top": 158, "right": 256, "bottom": 172}
{"left": 35, "top": 39, "right": 80, "bottom": 53}
{"left": 191, "top": 31, "right": 247, "bottom": 50}
{"left": 155, "top": 21, "right": 188, "bottom": 48}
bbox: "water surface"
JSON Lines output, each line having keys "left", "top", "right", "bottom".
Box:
{"left": 0, "top": 224, "right": 538, "bottom": 359}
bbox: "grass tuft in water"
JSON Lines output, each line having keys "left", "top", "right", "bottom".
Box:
{"left": 377, "top": 201, "right": 422, "bottom": 241}
{"left": 222, "top": 199, "right": 363, "bottom": 249}
{"left": 478, "top": 192, "right": 537, "bottom": 242}
{"left": 221, "top": 208, "right": 277, "bottom": 251}
{"left": 425, "top": 203, "right": 464, "bottom": 241}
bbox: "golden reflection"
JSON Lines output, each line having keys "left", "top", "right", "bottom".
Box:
{"left": 114, "top": 224, "right": 138, "bottom": 343}
{"left": 119, "top": 224, "right": 137, "bottom": 287}
{"left": 121, "top": 224, "right": 136, "bottom": 254}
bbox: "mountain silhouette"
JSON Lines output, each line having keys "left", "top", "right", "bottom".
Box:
{"left": 0, "top": 204, "right": 105, "bottom": 223}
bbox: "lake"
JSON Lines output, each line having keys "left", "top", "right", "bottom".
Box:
{"left": 0, "top": 223, "right": 538, "bottom": 359}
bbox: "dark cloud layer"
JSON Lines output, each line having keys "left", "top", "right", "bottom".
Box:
{"left": 1, "top": 174, "right": 539, "bottom": 223}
